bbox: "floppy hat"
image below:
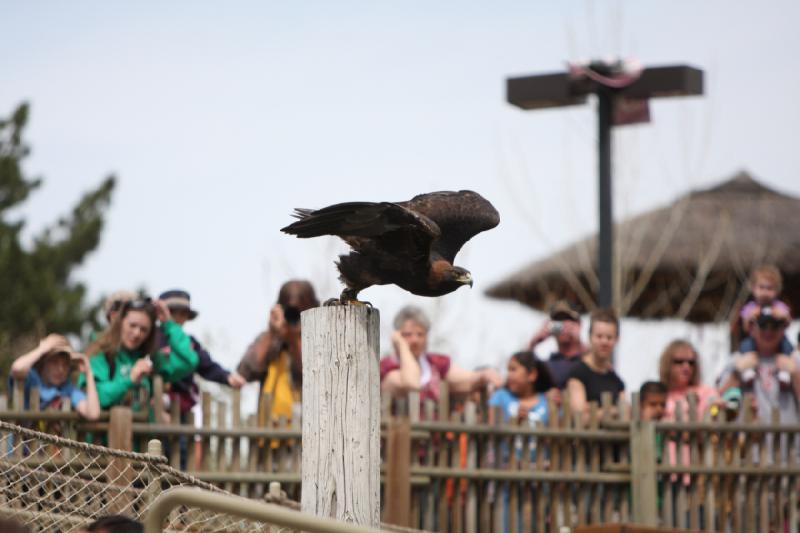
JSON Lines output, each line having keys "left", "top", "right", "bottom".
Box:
{"left": 34, "top": 340, "right": 75, "bottom": 371}
{"left": 159, "top": 289, "right": 198, "bottom": 320}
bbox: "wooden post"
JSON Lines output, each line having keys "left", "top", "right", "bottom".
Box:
{"left": 153, "top": 375, "right": 165, "bottom": 424}
{"left": 300, "top": 306, "right": 380, "bottom": 527}
{"left": 108, "top": 406, "right": 135, "bottom": 514}
{"left": 630, "top": 419, "right": 658, "bottom": 526}
{"left": 384, "top": 413, "right": 411, "bottom": 527}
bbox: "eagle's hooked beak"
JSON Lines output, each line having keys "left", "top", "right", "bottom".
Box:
{"left": 458, "top": 272, "right": 474, "bottom": 288}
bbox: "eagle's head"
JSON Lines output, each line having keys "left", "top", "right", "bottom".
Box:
{"left": 449, "top": 266, "right": 474, "bottom": 289}
{"left": 427, "top": 261, "right": 474, "bottom": 295}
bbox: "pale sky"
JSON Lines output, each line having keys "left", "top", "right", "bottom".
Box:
{"left": 2, "top": 1, "right": 798, "bottom": 404}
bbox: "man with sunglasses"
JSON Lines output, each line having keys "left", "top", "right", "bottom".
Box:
{"left": 720, "top": 304, "right": 800, "bottom": 423}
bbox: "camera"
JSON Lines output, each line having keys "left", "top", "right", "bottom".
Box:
{"left": 282, "top": 305, "right": 301, "bottom": 325}
{"left": 548, "top": 321, "right": 563, "bottom": 336}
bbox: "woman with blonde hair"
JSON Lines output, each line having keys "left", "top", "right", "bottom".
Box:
{"left": 659, "top": 339, "right": 718, "bottom": 420}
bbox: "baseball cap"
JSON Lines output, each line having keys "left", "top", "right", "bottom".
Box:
{"left": 549, "top": 300, "right": 580, "bottom": 321}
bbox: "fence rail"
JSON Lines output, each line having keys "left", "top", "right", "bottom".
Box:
{"left": 2, "top": 378, "right": 799, "bottom": 533}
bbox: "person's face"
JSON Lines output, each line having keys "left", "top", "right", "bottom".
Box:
{"left": 399, "top": 320, "right": 428, "bottom": 358}
{"left": 753, "top": 320, "right": 786, "bottom": 353}
{"left": 589, "top": 321, "right": 617, "bottom": 360}
{"left": 170, "top": 307, "right": 190, "bottom": 325}
{"left": 555, "top": 319, "right": 580, "bottom": 345}
{"left": 641, "top": 393, "right": 667, "bottom": 421}
{"left": 752, "top": 276, "right": 778, "bottom": 304}
{"left": 668, "top": 345, "right": 697, "bottom": 389}
{"left": 121, "top": 310, "right": 153, "bottom": 351}
{"left": 41, "top": 354, "right": 70, "bottom": 386}
{"left": 506, "top": 357, "right": 536, "bottom": 396}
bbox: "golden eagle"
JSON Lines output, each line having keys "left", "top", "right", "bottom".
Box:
{"left": 281, "top": 190, "right": 500, "bottom": 303}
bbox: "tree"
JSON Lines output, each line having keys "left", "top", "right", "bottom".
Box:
{"left": 0, "top": 102, "right": 116, "bottom": 384}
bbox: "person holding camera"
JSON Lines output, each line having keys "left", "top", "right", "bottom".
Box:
{"left": 718, "top": 304, "right": 800, "bottom": 423}
{"left": 237, "top": 280, "right": 319, "bottom": 424}
{"left": 528, "top": 301, "right": 586, "bottom": 389}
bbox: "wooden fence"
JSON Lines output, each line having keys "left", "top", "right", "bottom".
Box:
{"left": 2, "top": 378, "right": 799, "bottom": 533}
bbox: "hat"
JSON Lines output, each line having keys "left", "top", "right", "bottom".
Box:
{"left": 549, "top": 300, "right": 580, "bottom": 321}
{"left": 34, "top": 341, "right": 74, "bottom": 371}
{"left": 104, "top": 290, "right": 137, "bottom": 316}
{"left": 159, "top": 289, "right": 198, "bottom": 319}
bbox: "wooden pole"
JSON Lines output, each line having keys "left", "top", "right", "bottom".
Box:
{"left": 108, "top": 406, "right": 135, "bottom": 514}
{"left": 301, "top": 306, "right": 380, "bottom": 527}
{"left": 384, "top": 413, "right": 411, "bottom": 527}
{"left": 630, "top": 419, "right": 658, "bottom": 526}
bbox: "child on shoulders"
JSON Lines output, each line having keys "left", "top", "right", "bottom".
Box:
{"left": 736, "top": 265, "right": 793, "bottom": 356}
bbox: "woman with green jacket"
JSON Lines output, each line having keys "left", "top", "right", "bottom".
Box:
{"left": 81, "top": 297, "right": 198, "bottom": 410}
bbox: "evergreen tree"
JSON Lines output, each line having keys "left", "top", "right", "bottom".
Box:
{"left": 0, "top": 102, "right": 116, "bottom": 384}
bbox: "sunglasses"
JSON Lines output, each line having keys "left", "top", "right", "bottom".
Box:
{"left": 672, "top": 358, "right": 696, "bottom": 367}
{"left": 124, "top": 297, "right": 154, "bottom": 311}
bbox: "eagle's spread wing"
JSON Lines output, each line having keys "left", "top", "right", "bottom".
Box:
{"left": 281, "top": 201, "right": 441, "bottom": 262}
{"left": 401, "top": 190, "right": 499, "bottom": 263}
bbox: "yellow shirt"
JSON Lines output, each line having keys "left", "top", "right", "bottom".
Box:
{"left": 259, "top": 350, "right": 301, "bottom": 425}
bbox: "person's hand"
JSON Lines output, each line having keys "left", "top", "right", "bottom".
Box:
{"left": 547, "top": 387, "right": 562, "bottom": 407}
{"left": 777, "top": 354, "right": 797, "bottom": 373}
{"left": 268, "top": 304, "right": 287, "bottom": 337}
{"left": 130, "top": 357, "right": 153, "bottom": 383}
{"left": 70, "top": 352, "right": 90, "bottom": 373}
{"left": 773, "top": 305, "right": 791, "bottom": 322}
{"left": 154, "top": 300, "right": 173, "bottom": 323}
{"left": 391, "top": 330, "right": 409, "bottom": 354}
{"left": 227, "top": 371, "right": 246, "bottom": 388}
{"left": 528, "top": 321, "right": 551, "bottom": 348}
{"left": 734, "top": 352, "right": 759, "bottom": 372}
{"left": 480, "top": 368, "right": 504, "bottom": 390}
{"left": 38, "top": 333, "right": 67, "bottom": 354}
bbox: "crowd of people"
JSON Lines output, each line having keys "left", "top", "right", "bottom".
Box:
{"left": 7, "top": 265, "right": 800, "bottom": 437}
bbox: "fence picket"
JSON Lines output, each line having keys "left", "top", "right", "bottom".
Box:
{"left": 687, "top": 392, "right": 701, "bottom": 530}
{"left": 424, "top": 399, "right": 436, "bottom": 532}
{"left": 435, "top": 384, "right": 449, "bottom": 533}
{"left": 201, "top": 392, "right": 211, "bottom": 472}
{"left": 169, "top": 400, "right": 180, "bottom": 469}
{"left": 464, "top": 402, "right": 478, "bottom": 533}
{"left": 744, "top": 395, "right": 757, "bottom": 533}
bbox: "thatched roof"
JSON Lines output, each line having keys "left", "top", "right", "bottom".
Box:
{"left": 486, "top": 171, "right": 800, "bottom": 323}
